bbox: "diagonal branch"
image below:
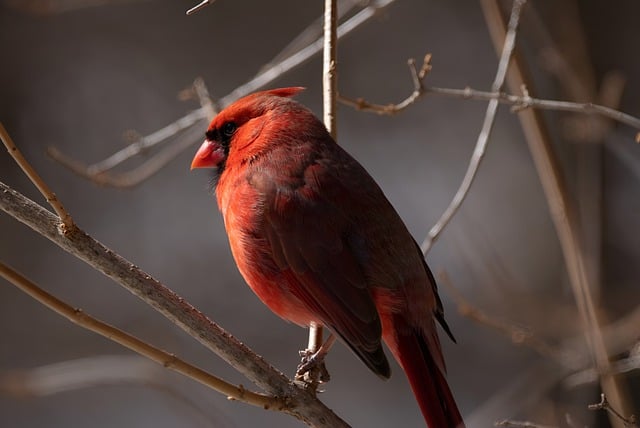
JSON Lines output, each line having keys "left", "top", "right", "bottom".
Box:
{"left": 0, "top": 261, "right": 281, "bottom": 410}
{"left": 49, "top": 0, "right": 399, "bottom": 188}
{"left": 0, "top": 181, "right": 350, "bottom": 428}
{"left": 478, "top": 0, "right": 629, "bottom": 424}
{"left": 421, "top": 0, "right": 527, "bottom": 254}
{"left": 1, "top": 123, "right": 73, "bottom": 229}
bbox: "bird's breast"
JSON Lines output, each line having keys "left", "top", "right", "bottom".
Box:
{"left": 216, "top": 168, "right": 316, "bottom": 326}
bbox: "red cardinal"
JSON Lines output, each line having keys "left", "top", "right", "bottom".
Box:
{"left": 191, "top": 87, "right": 464, "bottom": 427}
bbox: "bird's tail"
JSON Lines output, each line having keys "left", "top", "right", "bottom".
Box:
{"left": 386, "top": 314, "right": 465, "bottom": 428}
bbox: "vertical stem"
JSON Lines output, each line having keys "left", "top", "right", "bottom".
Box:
{"left": 304, "top": 0, "right": 338, "bottom": 390}
{"left": 323, "top": 0, "right": 338, "bottom": 139}
{"left": 479, "top": 0, "right": 628, "bottom": 425}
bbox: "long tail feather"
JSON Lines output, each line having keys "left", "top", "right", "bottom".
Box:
{"left": 386, "top": 315, "right": 465, "bottom": 428}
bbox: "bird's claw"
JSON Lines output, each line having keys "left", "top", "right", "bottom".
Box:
{"left": 296, "top": 348, "right": 330, "bottom": 384}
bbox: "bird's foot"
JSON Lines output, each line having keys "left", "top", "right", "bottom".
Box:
{"left": 295, "top": 334, "right": 336, "bottom": 385}
{"left": 296, "top": 348, "right": 331, "bottom": 384}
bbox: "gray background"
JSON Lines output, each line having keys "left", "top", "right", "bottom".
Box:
{"left": 1, "top": 0, "right": 639, "bottom": 427}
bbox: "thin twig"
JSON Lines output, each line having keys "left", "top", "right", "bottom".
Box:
{"left": 565, "top": 352, "right": 640, "bottom": 388}
{"left": 300, "top": 0, "right": 339, "bottom": 392}
{"left": 495, "top": 420, "right": 557, "bottom": 428}
{"left": 0, "top": 123, "right": 74, "bottom": 229}
{"left": 420, "top": 0, "right": 527, "bottom": 254}
{"left": 47, "top": 108, "right": 207, "bottom": 178}
{"left": 323, "top": 0, "right": 338, "bottom": 139}
{"left": 1, "top": 355, "right": 176, "bottom": 397}
{"left": 340, "top": 84, "right": 640, "bottom": 132}
{"left": 588, "top": 394, "right": 638, "bottom": 427}
{"left": 438, "top": 272, "right": 571, "bottom": 366}
{"left": 48, "top": 0, "right": 398, "bottom": 188}
{"left": 186, "top": 0, "right": 215, "bottom": 16}
{"left": 0, "top": 261, "right": 281, "bottom": 410}
{"left": 0, "top": 181, "right": 350, "bottom": 428}
{"left": 337, "top": 53, "right": 432, "bottom": 115}
{"left": 478, "top": 0, "right": 628, "bottom": 424}
{"left": 216, "top": 0, "right": 396, "bottom": 109}
{"left": 0, "top": 355, "right": 221, "bottom": 428}
{"left": 47, "top": 125, "right": 201, "bottom": 188}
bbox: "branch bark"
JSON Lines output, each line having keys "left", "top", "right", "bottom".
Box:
{"left": 0, "top": 261, "right": 280, "bottom": 410}
{"left": 0, "top": 181, "right": 350, "bottom": 428}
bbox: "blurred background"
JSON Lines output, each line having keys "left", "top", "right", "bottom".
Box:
{"left": 1, "top": 0, "right": 639, "bottom": 427}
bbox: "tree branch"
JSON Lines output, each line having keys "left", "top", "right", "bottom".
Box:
{"left": 0, "top": 261, "right": 281, "bottom": 410}
{"left": 588, "top": 394, "right": 638, "bottom": 428}
{"left": 48, "top": 0, "right": 399, "bottom": 188}
{"left": 340, "top": 83, "right": 640, "bottom": 132}
{"left": 421, "top": 0, "right": 527, "bottom": 254}
{"left": 0, "top": 181, "right": 349, "bottom": 427}
{"left": 1, "top": 123, "right": 73, "bottom": 229}
{"left": 478, "top": 0, "right": 629, "bottom": 424}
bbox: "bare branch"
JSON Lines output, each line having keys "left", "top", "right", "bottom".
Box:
{"left": 49, "top": 0, "right": 399, "bottom": 188}
{"left": 588, "top": 394, "right": 638, "bottom": 428}
{"left": 0, "top": 262, "right": 281, "bottom": 410}
{"left": 47, "top": 125, "right": 201, "bottom": 188}
{"left": 339, "top": 63, "right": 640, "bottom": 131}
{"left": 420, "top": 0, "right": 527, "bottom": 254}
{"left": 495, "top": 420, "right": 557, "bottom": 428}
{"left": 323, "top": 0, "right": 338, "bottom": 139}
{"left": 565, "top": 352, "right": 640, "bottom": 388}
{"left": 438, "top": 272, "right": 572, "bottom": 367}
{"left": 298, "top": 0, "right": 340, "bottom": 392}
{"left": 337, "top": 54, "right": 432, "bottom": 115}
{"left": 0, "top": 355, "right": 221, "bottom": 427}
{"left": 1, "top": 123, "right": 74, "bottom": 229}
{"left": 0, "top": 181, "right": 350, "bottom": 427}
{"left": 478, "top": 0, "right": 629, "bottom": 423}
{"left": 1, "top": 355, "right": 175, "bottom": 397}
{"left": 46, "top": 107, "right": 207, "bottom": 186}
{"left": 186, "top": 0, "right": 215, "bottom": 16}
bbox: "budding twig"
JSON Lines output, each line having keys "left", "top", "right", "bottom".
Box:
{"left": 0, "top": 123, "right": 74, "bottom": 230}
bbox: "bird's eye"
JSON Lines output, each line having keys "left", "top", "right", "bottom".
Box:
{"left": 221, "top": 122, "right": 236, "bottom": 138}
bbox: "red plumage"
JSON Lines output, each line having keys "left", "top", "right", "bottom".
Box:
{"left": 191, "top": 87, "right": 464, "bottom": 427}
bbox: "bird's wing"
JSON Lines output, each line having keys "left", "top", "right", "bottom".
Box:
{"left": 261, "top": 158, "right": 391, "bottom": 378}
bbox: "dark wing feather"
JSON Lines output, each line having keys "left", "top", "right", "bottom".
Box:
{"left": 262, "top": 159, "right": 390, "bottom": 378}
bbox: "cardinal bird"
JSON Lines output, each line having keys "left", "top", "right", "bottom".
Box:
{"left": 191, "top": 87, "right": 464, "bottom": 427}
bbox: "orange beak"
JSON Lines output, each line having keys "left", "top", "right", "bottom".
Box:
{"left": 191, "top": 140, "right": 224, "bottom": 170}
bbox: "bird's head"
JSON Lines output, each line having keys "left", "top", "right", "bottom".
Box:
{"left": 190, "top": 87, "right": 305, "bottom": 171}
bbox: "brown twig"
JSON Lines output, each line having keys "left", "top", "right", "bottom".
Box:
{"left": 48, "top": 0, "right": 398, "bottom": 189}
{"left": 420, "top": 0, "right": 527, "bottom": 254}
{"left": 588, "top": 394, "right": 638, "bottom": 427}
{"left": 339, "top": 72, "right": 640, "bottom": 131}
{"left": 46, "top": 76, "right": 213, "bottom": 187}
{"left": 0, "top": 182, "right": 350, "bottom": 428}
{"left": 338, "top": 70, "right": 640, "bottom": 131}
{"left": 0, "top": 262, "right": 281, "bottom": 410}
{"left": 565, "top": 352, "right": 640, "bottom": 388}
{"left": 478, "top": 0, "right": 628, "bottom": 424}
{"left": 0, "top": 123, "right": 74, "bottom": 229}
{"left": 299, "top": 0, "right": 340, "bottom": 392}
{"left": 337, "top": 54, "right": 432, "bottom": 116}
{"left": 47, "top": 125, "right": 201, "bottom": 188}
{"left": 495, "top": 420, "right": 557, "bottom": 428}
{"left": 323, "top": 0, "right": 338, "bottom": 140}
{"left": 0, "top": 355, "right": 219, "bottom": 427}
{"left": 438, "top": 272, "right": 571, "bottom": 366}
